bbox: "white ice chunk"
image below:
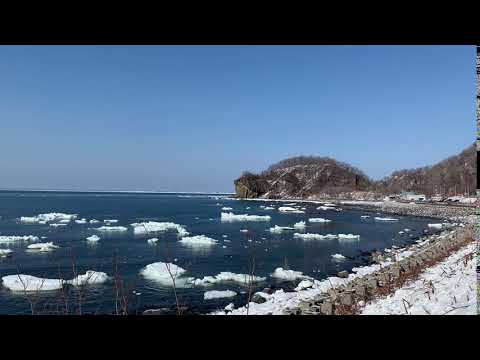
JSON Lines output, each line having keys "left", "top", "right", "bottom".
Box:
{"left": 191, "top": 272, "right": 266, "bottom": 286}
{"left": 221, "top": 207, "right": 233, "bottom": 211}
{"left": 1, "top": 274, "right": 64, "bottom": 292}
{"left": 0, "top": 249, "right": 13, "bottom": 257}
{"left": 271, "top": 267, "right": 309, "bottom": 281}
{"left": 86, "top": 235, "right": 100, "bottom": 242}
{"left": 293, "top": 221, "right": 306, "bottom": 229}
{"left": 130, "top": 221, "right": 189, "bottom": 237}
{"left": 0, "top": 235, "right": 39, "bottom": 244}
{"left": 293, "top": 233, "right": 337, "bottom": 240}
{"left": 68, "top": 271, "right": 109, "bottom": 286}
{"left": 204, "top": 290, "right": 237, "bottom": 300}
{"left": 27, "top": 242, "right": 59, "bottom": 252}
{"left": 309, "top": 218, "right": 332, "bottom": 223}
{"left": 179, "top": 235, "right": 218, "bottom": 247}
{"left": 147, "top": 237, "right": 159, "bottom": 244}
{"left": 278, "top": 207, "right": 305, "bottom": 214}
{"left": 221, "top": 212, "right": 271, "bottom": 222}
{"left": 331, "top": 253, "right": 346, "bottom": 261}
{"left": 269, "top": 225, "right": 294, "bottom": 233}
{"left": 95, "top": 226, "right": 128, "bottom": 232}
{"left": 374, "top": 217, "right": 398, "bottom": 221}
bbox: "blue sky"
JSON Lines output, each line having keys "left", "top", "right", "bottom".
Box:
{"left": 0, "top": 45, "right": 475, "bottom": 192}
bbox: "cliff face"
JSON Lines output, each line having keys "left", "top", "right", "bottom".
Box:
{"left": 234, "top": 145, "right": 476, "bottom": 199}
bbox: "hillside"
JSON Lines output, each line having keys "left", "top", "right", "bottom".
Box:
{"left": 234, "top": 145, "right": 476, "bottom": 199}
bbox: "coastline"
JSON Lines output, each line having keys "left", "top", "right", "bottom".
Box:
{"left": 212, "top": 198, "right": 477, "bottom": 315}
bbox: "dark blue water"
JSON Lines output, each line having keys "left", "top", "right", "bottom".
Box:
{"left": 0, "top": 191, "right": 439, "bottom": 314}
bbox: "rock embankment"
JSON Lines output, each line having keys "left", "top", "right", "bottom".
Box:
{"left": 291, "top": 223, "right": 475, "bottom": 315}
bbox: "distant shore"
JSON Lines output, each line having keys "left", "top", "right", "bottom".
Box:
{"left": 228, "top": 197, "right": 476, "bottom": 220}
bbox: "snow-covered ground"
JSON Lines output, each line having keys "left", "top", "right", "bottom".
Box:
{"left": 361, "top": 242, "right": 477, "bottom": 315}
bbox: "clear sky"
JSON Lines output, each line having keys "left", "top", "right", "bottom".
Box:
{"left": 0, "top": 45, "right": 475, "bottom": 193}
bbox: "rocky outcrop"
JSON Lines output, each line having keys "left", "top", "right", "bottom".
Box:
{"left": 234, "top": 157, "right": 372, "bottom": 199}
{"left": 234, "top": 145, "right": 476, "bottom": 199}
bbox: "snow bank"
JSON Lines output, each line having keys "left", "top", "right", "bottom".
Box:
{"left": 293, "top": 233, "right": 337, "bottom": 240}
{"left": 95, "top": 226, "right": 128, "bottom": 232}
{"left": 27, "top": 242, "right": 59, "bottom": 252}
{"left": 0, "top": 235, "right": 39, "bottom": 244}
{"left": 130, "top": 221, "right": 189, "bottom": 237}
{"left": 269, "top": 225, "right": 294, "bottom": 233}
{"left": 86, "top": 235, "right": 100, "bottom": 242}
{"left": 374, "top": 217, "right": 398, "bottom": 221}
{"left": 1, "top": 275, "right": 64, "bottom": 291}
{"left": 295, "top": 279, "right": 314, "bottom": 291}
{"left": 309, "top": 218, "right": 332, "bottom": 223}
{"left": 179, "top": 235, "right": 218, "bottom": 246}
{"left": 271, "top": 267, "right": 310, "bottom": 281}
{"left": 362, "top": 243, "right": 476, "bottom": 315}
{"left": 191, "top": 272, "right": 266, "bottom": 286}
{"left": 220, "top": 212, "right": 271, "bottom": 222}
{"left": 278, "top": 207, "right": 304, "bottom": 214}
{"left": 204, "top": 290, "right": 237, "bottom": 300}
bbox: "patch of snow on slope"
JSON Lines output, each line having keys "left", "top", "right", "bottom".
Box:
{"left": 361, "top": 243, "right": 476, "bottom": 315}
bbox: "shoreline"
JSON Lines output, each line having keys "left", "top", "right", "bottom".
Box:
{"left": 212, "top": 199, "right": 476, "bottom": 315}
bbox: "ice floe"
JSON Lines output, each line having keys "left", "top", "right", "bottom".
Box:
{"left": 221, "top": 212, "right": 271, "bottom": 222}
{"left": 130, "top": 221, "right": 189, "bottom": 237}
{"left": 179, "top": 235, "right": 218, "bottom": 247}
{"left": 374, "top": 217, "right": 398, "bottom": 221}
{"left": 278, "top": 207, "right": 305, "bottom": 214}
{"left": 89, "top": 219, "right": 100, "bottom": 224}
{"left": 49, "top": 223, "right": 68, "bottom": 228}
{"left": 147, "top": 237, "right": 159, "bottom": 245}
{"left": 27, "top": 242, "right": 59, "bottom": 252}
{"left": 95, "top": 226, "right": 128, "bottom": 232}
{"left": 293, "top": 233, "right": 337, "bottom": 241}
{"left": 428, "top": 223, "right": 443, "bottom": 229}
{"left": 86, "top": 235, "right": 100, "bottom": 243}
{"left": 331, "top": 253, "right": 346, "bottom": 261}
{"left": 293, "top": 221, "right": 306, "bottom": 229}
{"left": 20, "top": 213, "right": 77, "bottom": 224}
{"left": 338, "top": 234, "right": 360, "bottom": 240}
{"left": 0, "top": 249, "right": 13, "bottom": 257}
{"left": 360, "top": 215, "right": 370, "bottom": 219}
{"left": 309, "top": 218, "right": 332, "bottom": 223}
{"left": 140, "top": 262, "right": 192, "bottom": 287}
{"left": 263, "top": 206, "right": 275, "bottom": 210}
{"left": 269, "top": 225, "right": 294, "bottom": 233}
{"left": 204, "top": 290, "right": 237, "bottom": 300}
{"left": 271, "top": 267, "right": 310, "bottom": 281}
{"left": 224, "top": 303, "right": 235, "bottom": 311}
{"left": 0, "top": 235, "right": 39, "bottom": 244}
{"left": 221, "top": 207, "right": 233, "bottom": 211}
{"left": 68, "top": 271, "right": 109, "bottom": 286}
{"left": 1, "top": 274, "right": 64, "bottom": 292}
{"left": 104, "top": 219, "right": 118, "bottom": 223}
{"left": 190, "top": 272, "right": 266, "bottom": 286}
{"left": 74, "top": 219, "right": 87, "bottom": 224}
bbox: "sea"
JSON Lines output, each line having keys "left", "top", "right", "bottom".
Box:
{"left": 0, "top": 190, "right": 441, "bottom": 315}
